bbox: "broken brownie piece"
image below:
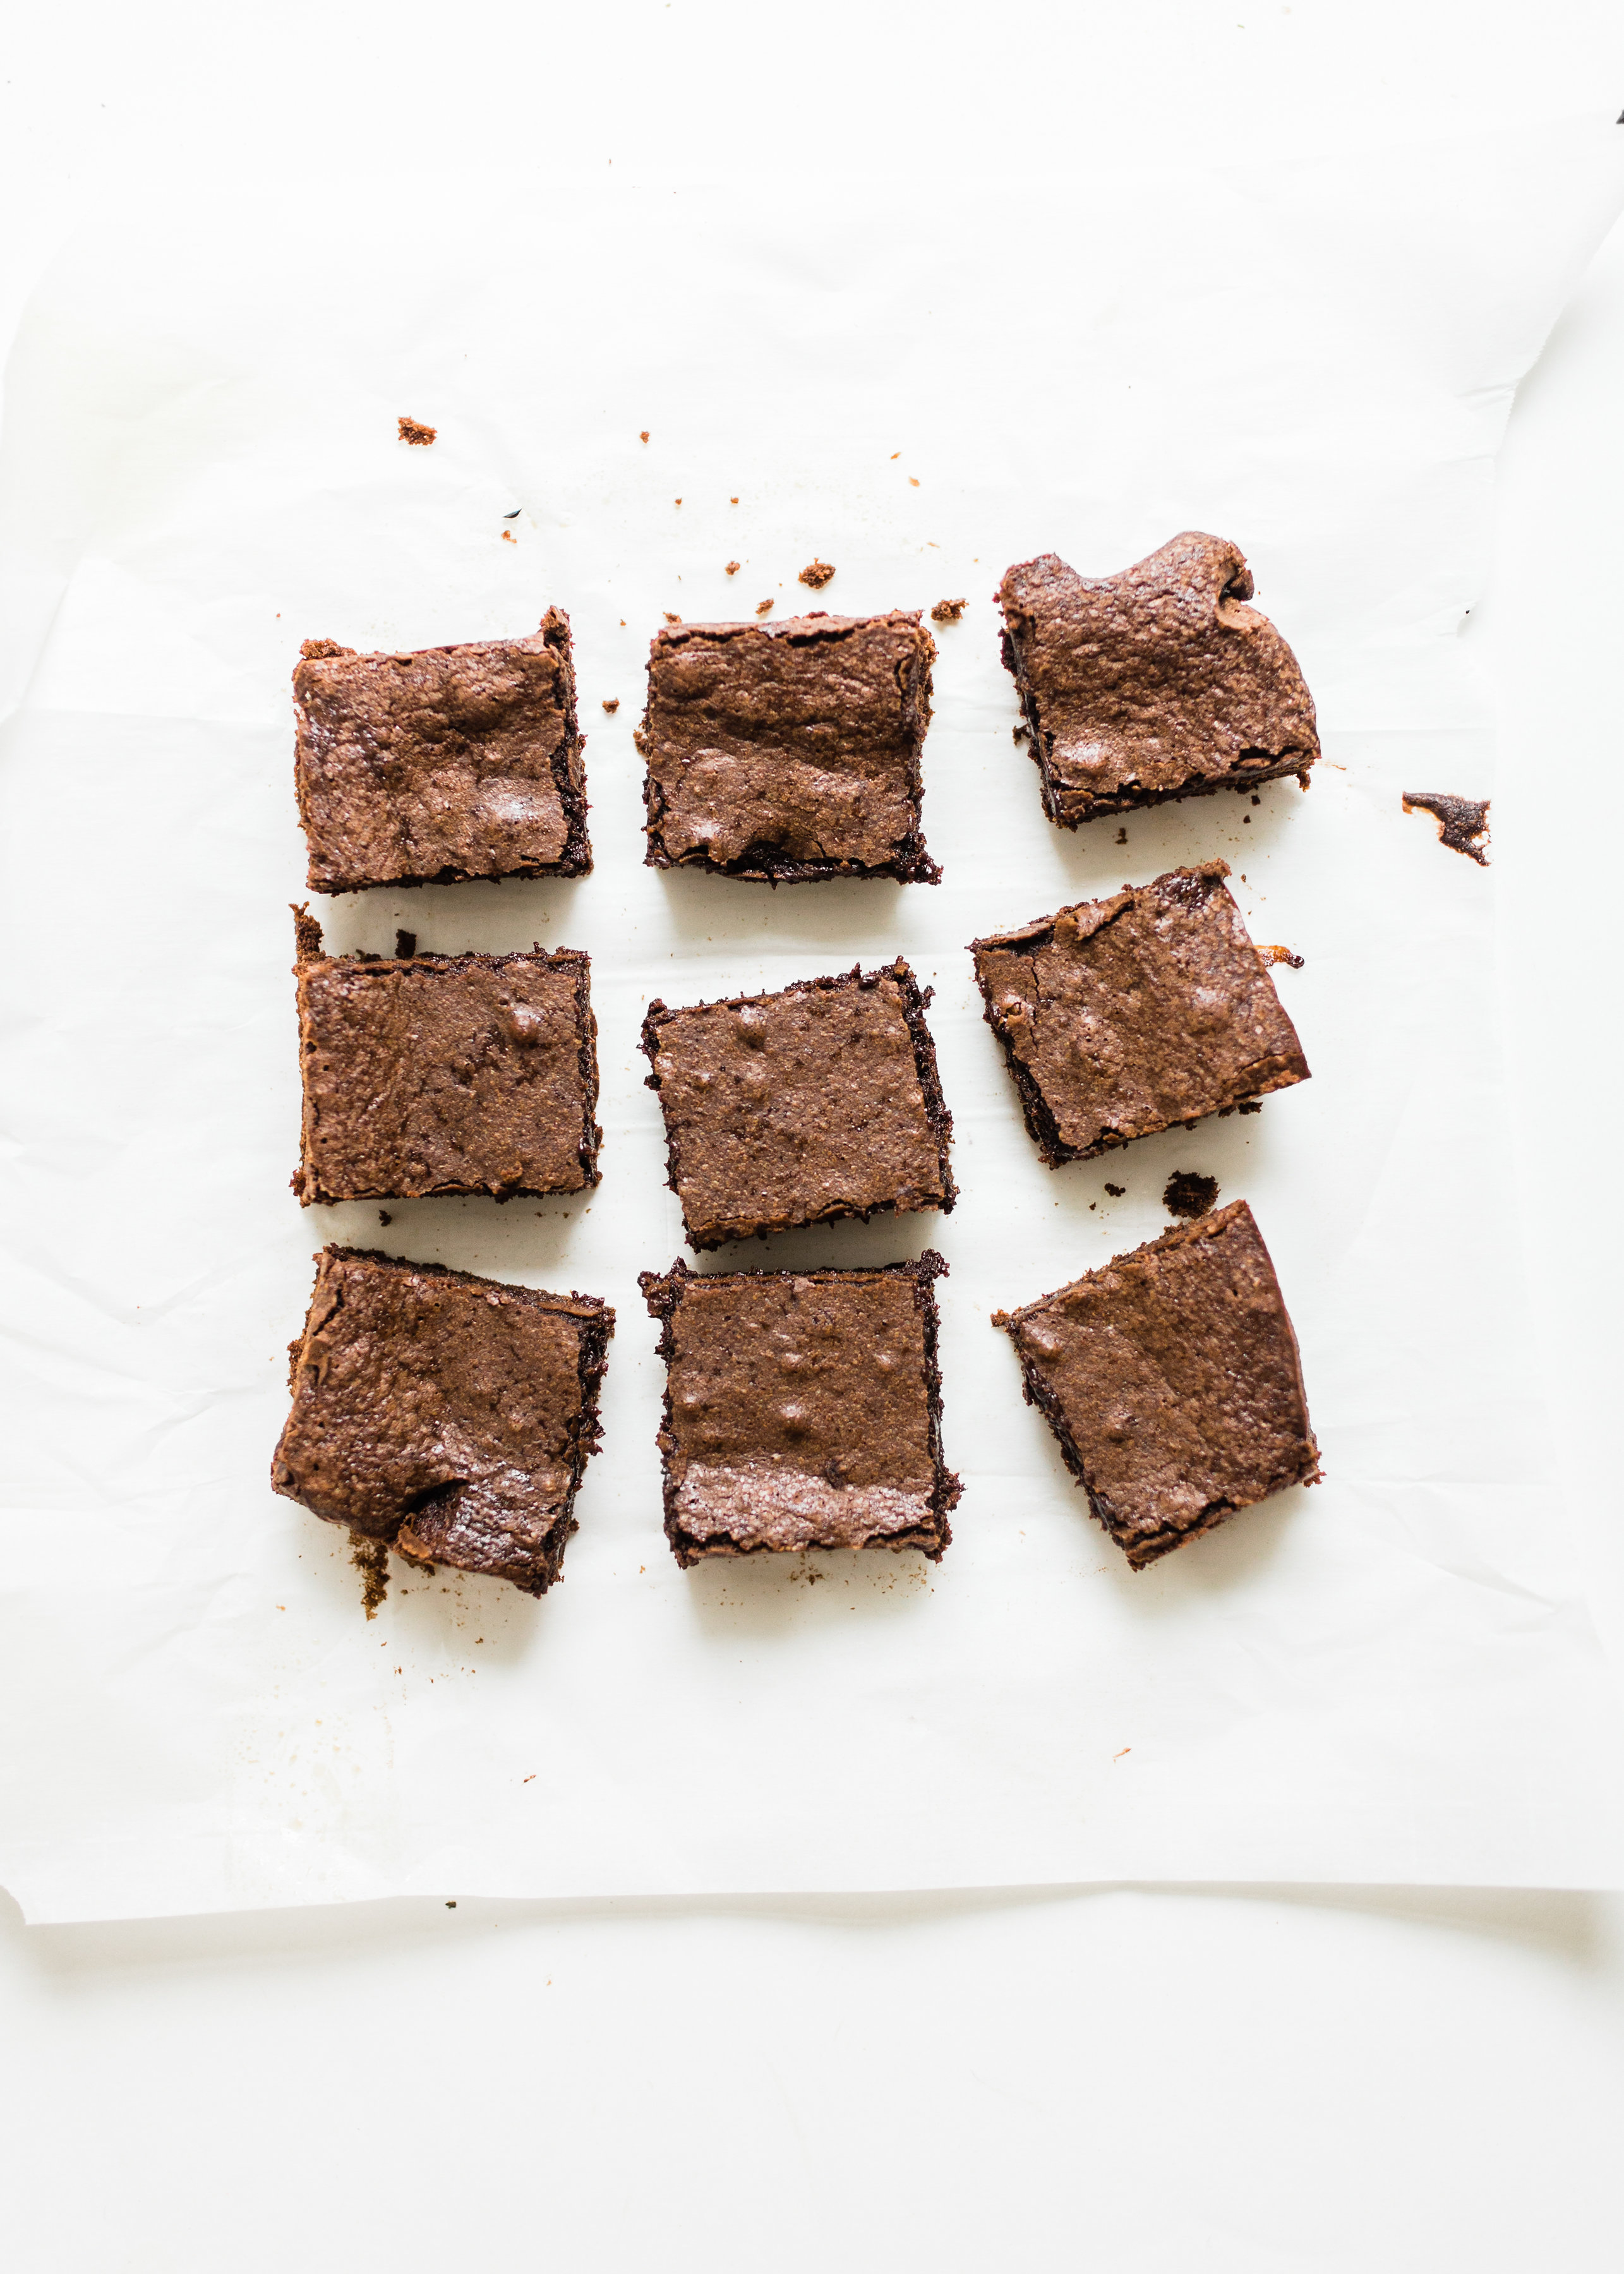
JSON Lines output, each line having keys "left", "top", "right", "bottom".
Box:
{"left": 293, "top": 608, "right": 589, "bottom": 892}
{"left": 291, "top": 915, "right": 600, "bottom": 1203}
{"left": 637, "top": 610, "right": 940, "bottom": 882}
{"left": 994, "top": 1200, "right": 1318, "bottom": 1568}
{"left": 640, "top": 1254, "right": 959, "bottom": 1565}
{"left": 997, "top": 533, "right": 1320, "bottom": 828}
{"left": 641, "top": 960, "right": 955, "bottom": 1251}
{"left": 968, "top": 862, "right": 1309, "bottom": 1165}
{"left": 272, "top": 1247, "right": 613, "bottom": 1596}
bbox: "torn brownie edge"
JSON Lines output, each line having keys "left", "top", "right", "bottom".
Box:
{"left": 638, "top": 957, "right": 958, "bottom": 1250}
{"left": 639, "top": 1251, "right": 961, "bottom": 1568}
{"left": 271, "top": 1245, "right": 614, "bottom": 1597}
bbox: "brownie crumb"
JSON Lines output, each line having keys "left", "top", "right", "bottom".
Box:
{"left": 1403, "top": 791, "right": 1490, "bottom": 865}
{"left": 640, "top": 430, "right": 650, "bottom": 442}
{"left": 1012, "top": 725, "right": 1028, "bottom": 743}
{"left": 755, "top": 599, "right": 774, "bottom": 617}
{"left": 730, "top": 496, "right": 739, "bottom": 505}
{"left": 502, "top": 531, "right": 516, "bottom": 544}
{"left": 1163, "top": 1170, "right": 1220, "bottom": 1219}
{"left": 397, "top": 416, "right": 436, "bottom": 447}
{"left": 1237, "top": 1100, "right": 1263, "bottom": 1115}
{"left": 299, "top": 638, "right": 349, "bottom": 662}
{"left": 663, "top": 611, "right": 682, "bottom": 624}
{"left": 351, "top": 1532, "right": 391, "bottom": 1617}
{"left": 291, "top": 902, "right": 325, "bottom": 960}
{"left": 725, "top": 560, "right": 742, "bottom": 575}
{"left": 394, "top": 929, "right": 417, "bottom": 961}
{"left": 378, "top": 1210, "right": 392, "bottom": 1225}
{"left": 1104, "top": 1182, "right": 1126, "bottom": 1198}
{"left": 1114, "top": 827, "right": 1128, "bottom": 845}
{"left": 1256, "top": 944, "right": 1304, "bottom": 968}
{"left": 799, "top": 559, "right": 836, "bottom": 590}
{"left": 930, "top": 598, "right": 967, "bottom": 624}
{"left": 602, "top": 697, "right": 620, "bottom": 714}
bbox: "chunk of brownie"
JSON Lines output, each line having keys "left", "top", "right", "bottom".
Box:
{"left": 637, "top": 610, "right": 940, "bottom": 882}
{"left": 641, "top": 960, "right": 955, "bottom": 1251}
{"left": 640, "top": 1254, "right": 959, "bottom": 1565}
{"left": 272, "top": 1247, "right": 613, "bottom": 1596}
{"left": 968, "top": 862, "right": 1309, "bottom": 1165}
{"left": 997, "top": 533, "right": 1319, "bottom": 828}
{"left": 291, "top": 915, "right": 599, "bottom": 1203}
{"left": 994, "top": 1200, "right": 1318, "bottom": 1568}
{"left": 293, "top": 608, "right": 589, "bottom": 892}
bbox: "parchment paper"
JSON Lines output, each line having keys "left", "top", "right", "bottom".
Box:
{"left": 3, "top": 124, "right": 1622, "bottom": 1920}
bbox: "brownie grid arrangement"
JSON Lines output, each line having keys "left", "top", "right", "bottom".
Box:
{"left": 273, "top": 530, "right": 1321, "bottom": 1595}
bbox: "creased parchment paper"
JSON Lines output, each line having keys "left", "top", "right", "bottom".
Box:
{"left": 3, "top": 127, "right": 1622, "bottom": 1920}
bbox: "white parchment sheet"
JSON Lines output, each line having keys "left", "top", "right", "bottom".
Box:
{"left": 3, "top": 126, "right": 1622, "bottom": 1920}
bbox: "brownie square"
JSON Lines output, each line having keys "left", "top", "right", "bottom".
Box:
{"left": 997, "top": 532, "right": 1320, "bottom": 829}
{"left": 637, "top": 610, "right": 940, "bottom": 882}
{"left": 969, "top": 862, "right": 1309, "bottom": 1165}
{"left": 293, "top": 608, "right": 589, "bottom": 892}
{"left": 272, "top": 1247, "right": 613, "bottom": 1596}
{"left": 994, "top": 1200, "right": 1318, "bottom": 1568}
{"left": 640, "top": 1254, "right": 959, "bottom": 1565}
{"left": 641, "top": 960, "right": 956, "bottom": 1251}
{"left": 291, "top": 914, "right": 600, "bottom": 1205}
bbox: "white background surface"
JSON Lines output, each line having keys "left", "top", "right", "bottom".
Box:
{"left": 3, "top": 4, "right": 1623, "bottom": 2266}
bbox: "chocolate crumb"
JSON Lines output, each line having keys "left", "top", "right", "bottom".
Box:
{"left": 755, "top": 599, "right": 774, "bottom": 617}
{"left": 394, "top": 929, "right": 417, "bottom": 960}
{"left": 299, "top": 638, "right": 348, "bottom": 662}
{"left": 1012, "top": 725, "right": 1028, "bottom": 743}
{"left": 725, "top": 560, "right": 741, "bottom": 575}
{"left": 674, "top": 498, "right": 682, "bottom": 507}
{"left": 1250, "top": 795, "right": 1261, "bottom": 805}
{"left": 930, "top": 598, "right": 966, "bottom": 623}
{"left": 908, "top": 477, "right": 920, "bottom": 487}
{"left": 798, "top": 558, "right": 836, "bottom": 590}
{"left": 397, "top": 416, "right": 436, "bottom": 447}
{"left": 640, "top": 430, "right": 649, "bottom": 443}
{"left": 1114, "top": 827, "right": 1128, "bottom": 845}
{"left": 663, "top": 611, "right": 682, "bottom": 623}
{"left": 602, "top": 697, "right": 620, "bottom": 713}
{"left": 1256, "top": 944, "right": 1304, "bottom": 969}
{"left": 502, "top": 530, "right": 516, "bottom": 544}
{"left": 291, "top": 902, "right": 325, "bottom": 960}
{"left": 1237, "top": 1101, "right": 1263, "bottom": 1115}
{"left": 1163, "top": 1170, "right": 1220, "bottom": 1220}
{"left": 378, "top": 1210, "right": 392, "bottom": 1225}
{"left": 351, "top": 1532, "right": 391, "bottom": 1618}
{"left": 730, "top": 496, "right": 739, "bottom": 504}
{"left": 1104, "top": 1182, "right": 1126, "bottom": 1198}
{"left": 1403, "top": 791, "right": 1490, "bottom": 865}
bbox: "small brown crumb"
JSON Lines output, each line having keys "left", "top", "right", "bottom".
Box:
{"left": 730, "top": 496, "right": 738, "bottom": 504}
{"left": 725, "top": 560, "right": 741, "bottom": 575}
{"left": 1163, "top": 1170, "right": 1220, "bottom": 1220}
{"left": 291, "top": 901, "right": 324, "bottom": 959}
{"left": 674, "top": 497, "right": 682, "bottom": 506}
{"left": 1114, "top": 827, "right": 1128, "bottom": 845}
{"left": 1402, "top": 791, "right": 1490, "bottom": 866}
{"left": 378, "top": 1210, "right": 392, "bottom": 1225}
{"left": 601, "top": 697, "right": 620, "bottom": 714}
{"left": 798, "top": 558, "right": 836, "bottom": 590}
{"left": 1250, "top": 795, "right": 1261, "bottom": 805}
{"left": 1237, "top": 1101, "right": 1263, "bottom": 1116}
{"left": 1256, "top": 944, "right": 1304, "bottom": 970}
{"left": 299, "top": 637, "right": 348, "bottom": 661}
{"left": 1012, "top": 724, "right": 1028, "bottom": 743}
{"left": 908, "top": 476, "right": 920, "bottom": 487}
{"left": 501, "top": 530, "right": 516, "bottom": 544}
{"left": 351, "top": 1534, "right": 390, "bottom": 1618}
{"left": 398, "top": 416, "right": 436, "bottom": 446}
{"left": 930, "top": 598, "right": 966, "bottom": 623}
{"left": 1104, "top": 1182, "right": 1126, "bottom": 1198}
{"left": 640, "top": 430, "right": 649, "bottom": 442}
{"left": 394, "top": 929, "right": 416, "bottom": 960}
{"left": 663, "top": 611, "right": 682, "bottom": 623}
{"left": 755, "top": 599, "right": 774, "bottom": 616}
{"left": 1241, "top": 812, "right": 1250, "bottom": 823}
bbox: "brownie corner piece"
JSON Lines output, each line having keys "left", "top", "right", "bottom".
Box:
{"left": 996, "top": 532, "right": 1320, "bottom": 829}
{"left": 293, "top": 937, "right": 601, "bottom": 1205}
{"left": 640, "top": 959, "right": 955, "bottom": 1250}
{"left": 271, "top": 1246, "right": 613, "bottom": 1597}
{"left": 292, "top": 606, "right": 591, "bottom": 892}
{"left": 995, "top": 1199, "right": 1317, "bottom": 1567}
{"left": 641, "top": 1251, "right": 959, "bottom": 1567}
{"left": 968, "top": 862, "right": 1309, "bottom": 1165}
{"left": 637, "top": 609, "right": 940, "bottom": 882}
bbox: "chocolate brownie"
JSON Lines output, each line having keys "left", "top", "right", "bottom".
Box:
{"left": 640, "top": 1254, "right": 959, "bottom": 1565}
{"left": 1402, "top": 791, "right": 1490, "bottom": 865}
{"left": 994, "top": 1200, "right": 1318, "bottom": 1568}
{"left": 293, "top": 608, "right": 589, "bottom": 892}
{"left": 272, "top": 1247, "right": 613, "bottom": 1596}
{"left": 641, "top": 960, "right": 955, "bottom": 1251}
{"left": 997, "top": 533, "right": 1320, "bottom": 828}
{"left": 637, "top": 610, "right": 940, "bottom": 882}
{"left": 968, "top": 863, "right": 1309, "bottom": 1165}
{"left": 291, "top": 915, "right": 599, "bottom": 1204}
